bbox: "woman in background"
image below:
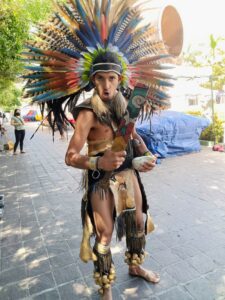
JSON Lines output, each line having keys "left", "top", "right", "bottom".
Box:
{"left": 11, "top": 109, "right": 26, "bottom": 155}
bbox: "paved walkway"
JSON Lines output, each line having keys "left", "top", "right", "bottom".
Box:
{"left": 0, "top": 123, "right": 225, "bottom": 300}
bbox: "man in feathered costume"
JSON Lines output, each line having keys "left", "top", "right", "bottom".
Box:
{"left": 66, "top": 51, "right": 160, "bottom": 299}
{"left": 22, "top": 0, "right": 182, "bottom": 298}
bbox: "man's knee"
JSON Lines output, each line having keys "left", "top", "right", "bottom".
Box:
{"left": 136, "top": 214, "right": 144, "bottom": 232}
{"left": 98, "top": 228, "right": 113, "bottom": 245}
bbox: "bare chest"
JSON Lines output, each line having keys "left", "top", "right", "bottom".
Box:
{"left": 88, "top": 120, "right": 114, "bottom": 142}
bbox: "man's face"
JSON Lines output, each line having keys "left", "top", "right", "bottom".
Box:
{"left": 93, "top": 72, "right": 121, "bottom": 101}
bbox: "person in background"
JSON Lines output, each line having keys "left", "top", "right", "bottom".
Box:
{"left": 11, "top": 108, "right": 26, "bottom": 155}
{"left": 0, "top": 112, "right": 3, "bottom": 126}
{"left": 0, "top": 123, "right": 7, "bottom": 152}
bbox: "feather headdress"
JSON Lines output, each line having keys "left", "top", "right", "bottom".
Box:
{"left": 22, "top": 0, "right": 182, "bottom": 131}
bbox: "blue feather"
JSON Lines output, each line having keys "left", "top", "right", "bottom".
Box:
{"left": 157, "top": 80, "right": 174, "bottom": 87}
{"left": 65, "top": 35, "right": 85, "bottom": 52}
{"left": 80, "top": 24, "right": 99, "bottom": 46}
{"left": 73, "top": 1, "right": 99, "bottom": 46}
{"left": 33, "top": 91, "right": 55, "bottom": 101}
{"left": 128, "top": 18, "right": 140, "bottom": 29}
{"left": 27, "top": 86, "right": 50, "bottom": 93}
{"left": 125, "top": 24, "right": 149, "bottom": 50}
{"left": 24, "top": 45, "right": 43, "bottom": 55}
{"left": 20, "top": 59, "right": 40, "bottom": 62}
{"left": 117, "top": 18, "right": 140, "bottom": 46}
{"left": 94, "top": 0, "right": 101, "bottom": 25}
{"left": 111, "top": 10, "right": 130, "bottom": 43}
{"left": 119, "top": 35, "right": 132, "bottom": 53}
{"left": 91, "top": 21, "right": 102, "bottom": 46}
{"left": 56, "top": 12, "right": 70, "bottom": 29}
{"left": 107, "top": 23, "right": 117, "bottom": 44}
{"left": 64, "top": 3, "right": 77, "bottom": 21}
{"left": 60, "top": 47, "right": 81, "bottom": 58}
{"left": 117, "top": 31, "right": 132, "bottom": 49}
{"left": 132, "top": 30, "right": 147, "bottom": 45}
{"left": 27, "top": 79, "right": 50, "bottom": 88}
{"left": 25, "top": 66, "right": 45, "bottom": 72}
{"left": 33, "top": 90, "right": 65, "bottom": 102}
{"left": 105, "top": 0, "right": 111, "bottom": 17}
{"left": 75, "top": 0, "right": 87, "bottom": 23}
{"left": 22, "top": 74, "right": 43, "bottom": 79}
{"left": 155, "top": 90, "right": 169, "bottom": 99}
{"left": 21, "top": 52, "right": 45, "bottom": 58}
{"left": 75, "top": 29, "right": 93, "bottom": 48}
{"left": 57, "top": 10, "right": 97, "bottom": 48}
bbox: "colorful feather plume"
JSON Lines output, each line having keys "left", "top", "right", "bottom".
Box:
{"left": 22, "top": 0, "right": 179, "bottom": 117}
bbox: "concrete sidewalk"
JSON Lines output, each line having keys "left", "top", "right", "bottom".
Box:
{"left": 0, "top": 123, "right": 225, "bottom": 300}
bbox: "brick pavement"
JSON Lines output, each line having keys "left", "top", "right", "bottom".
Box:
{"left": 0, "top": 123, "right": 225, "bottom": 300}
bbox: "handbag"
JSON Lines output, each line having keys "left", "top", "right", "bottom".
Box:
{"left": 7, "top": 140, "right": 14, "bottom": 150}
{"left": 3, "top": 134, "right": 14, "bottom": 151}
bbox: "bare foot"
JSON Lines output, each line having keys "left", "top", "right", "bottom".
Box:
{"left": 129, "top": 265, "right": 160, "bottom": 283}
{"left": 101, "top": 286, "right": 112, "bottom": 300}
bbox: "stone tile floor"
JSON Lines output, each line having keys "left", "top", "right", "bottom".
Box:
{"left": 0, "top": 123, "right": 225, "bottom": 299}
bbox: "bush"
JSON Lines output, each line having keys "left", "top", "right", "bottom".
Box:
{"left": 200, "top": 114, "right": 224, "bottom": 143}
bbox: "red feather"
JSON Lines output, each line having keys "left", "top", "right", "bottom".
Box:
{"left": 101, "top": 14, "right": 107, "bottom": 44}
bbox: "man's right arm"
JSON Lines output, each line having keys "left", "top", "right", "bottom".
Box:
{"left": 65, "top": 110, "right": 94, "bottom": 169}
{"left": 65, "top": 109, "right": 126, "bottom": 171}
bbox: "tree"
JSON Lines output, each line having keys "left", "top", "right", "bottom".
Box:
{"left": 184, "top": 35, "right": 225, "bottom": 144}
{"left": 0, "top": 82, "right": 22, "bottom": 112}
{"left": 184, "top": 35, "right": 225, "bottom": 90}
{"left": 200, "top": 114, "right": 224, "bottom": 143}
{"left": 0, "top": 0, "right": 54, "bottom": 110}
{"left": 0, "top": 5, "right": 28, "bottom": 81}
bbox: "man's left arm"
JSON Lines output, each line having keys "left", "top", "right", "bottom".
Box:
{"left": 132, "top": 127, "right": 150, "bottom": 156}
{"left": 132, "top": 126, "right": 157, "bottom": 172}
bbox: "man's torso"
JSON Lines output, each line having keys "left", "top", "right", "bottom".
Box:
{"left": 88, "top": 114, "right": 114, "bottom": 143}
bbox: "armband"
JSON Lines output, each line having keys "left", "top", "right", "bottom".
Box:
{"left": 143, "top": 151, "right": 152, "bottom": 156}
{"left": 87, "top": 156, "right": 100, "bottom": 170}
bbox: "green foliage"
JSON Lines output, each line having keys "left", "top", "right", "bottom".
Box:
{"left": 2, "top": 0, "right": 54, "bottom": 23}
{"left": 200, "top": 114, "right": 224, "bottom": 143}
{"left": 0, "top": 80, "right": 22, "bottom": 111}
{"left": 0, "top": 5, "right": 28, "bottom": 80}
{"left": 0, "top": 0, "right": 54, "bottom": 110}
{"left": 0, "top": 0, "right": 54, "bottom": 78}
{"left": 185, "top": 111, "right": 224, "bottom": 143}
{"left": 183, "top": 35, "right": 225, "bottom": 90}
{"left": 183, "top": 47, "right": 203, "bottom": 68}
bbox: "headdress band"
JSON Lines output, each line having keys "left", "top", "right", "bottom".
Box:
{"left": 91, "top": 63, "right": 122, "bottom": 77}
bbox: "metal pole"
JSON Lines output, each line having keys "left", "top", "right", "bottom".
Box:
{"left": 210, "top": 75, "right": 216, "bottom": 145}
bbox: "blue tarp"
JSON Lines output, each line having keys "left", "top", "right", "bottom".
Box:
{"left": 136, "top": 111, "right": 210, "bottom": 158}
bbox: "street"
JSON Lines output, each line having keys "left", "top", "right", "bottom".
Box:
{"left": 0, "top": 123, "right": 225, "bottom": 300}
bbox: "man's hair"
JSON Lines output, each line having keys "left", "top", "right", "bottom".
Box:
{"left": 93, "top": 52, "right": 121, "bottom": 65}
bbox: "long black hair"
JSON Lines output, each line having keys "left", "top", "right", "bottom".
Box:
{"left": 14, "top": 109, "right": 20, "bottom": 116}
